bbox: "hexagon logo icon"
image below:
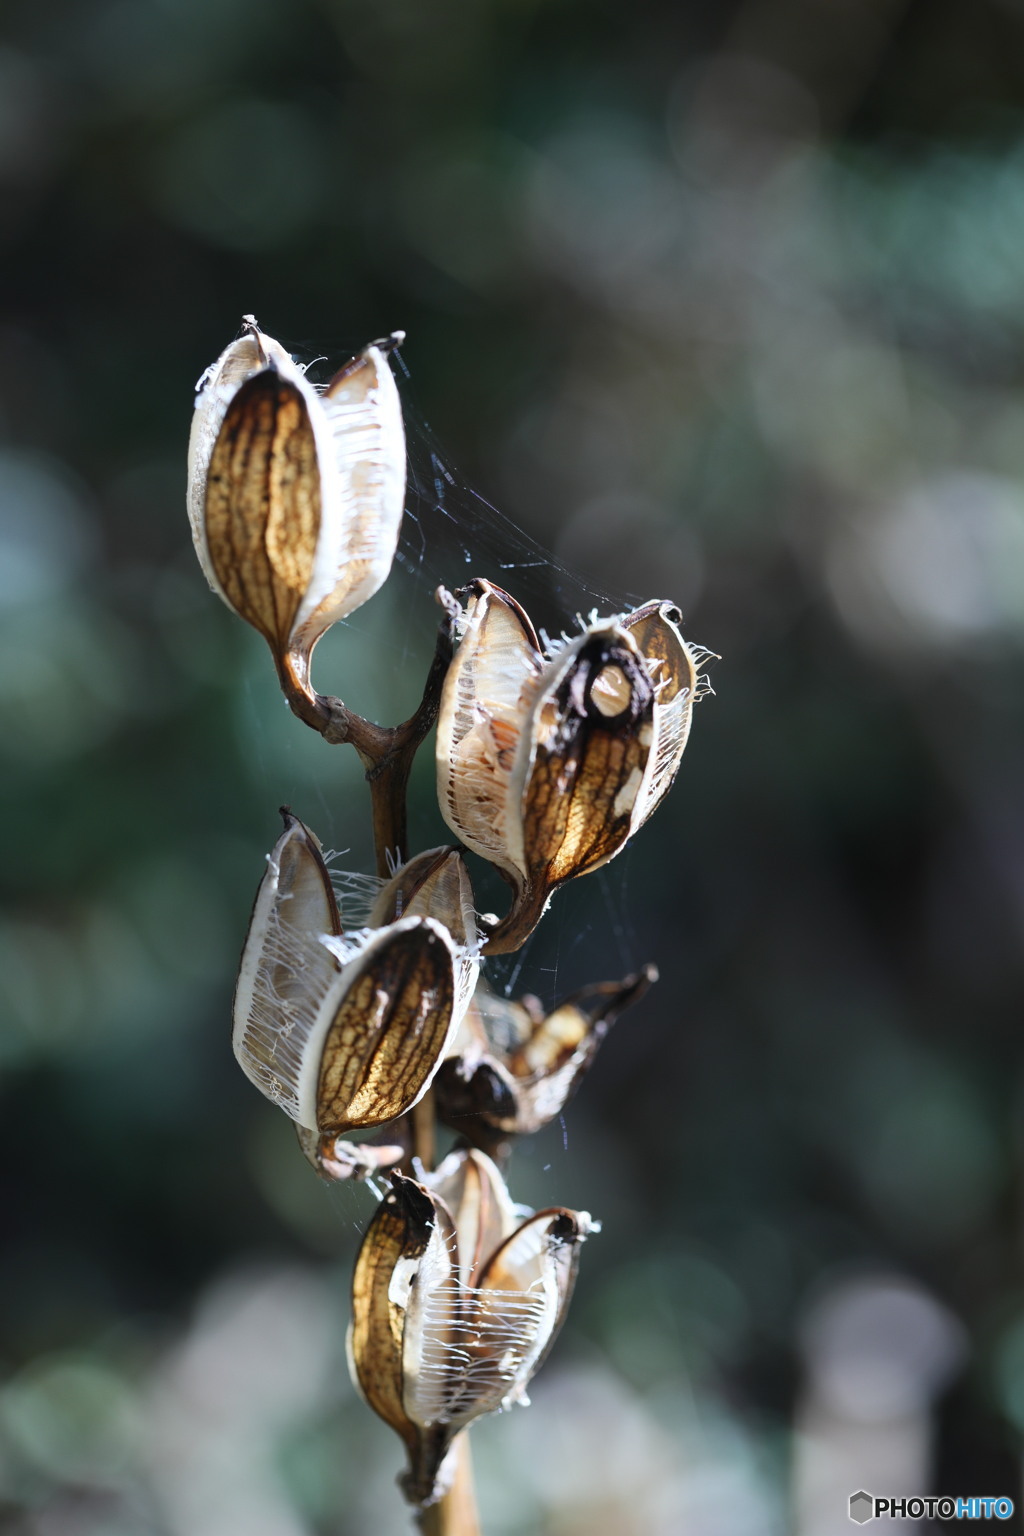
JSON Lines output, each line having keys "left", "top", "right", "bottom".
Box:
{"left": 849, "top": 1491, "right": 874, "bottom": 1524}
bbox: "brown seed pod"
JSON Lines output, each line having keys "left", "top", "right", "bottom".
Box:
{"left": 349, "top": 1151, "right": 594, "bottom": 1507}
{"left": 436, "top": 579, "right": 708, "bottom": 951}
{"left": 187, "top": 318, "right": 406, "bottom": 696}
{"left": 435, "top": 965, "right": 657, "bottom": 1149}
{"left": 232, "top": 814, "right": 475, "bottom": 1142}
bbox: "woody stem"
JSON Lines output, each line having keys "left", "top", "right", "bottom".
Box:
{"left": 406, "top": 963, "right": 479, "bottom": 1536}
{"left": 480, "top": 879, "right": 550, "bottom": 956}
{"left": 279, "top": 607, "right": 481, "bottom": 1536}
{"left": 410, "top": 1090, "right": 437, "bottom": 1172}
{"left": 408, "top": 1089, "right": 482, "bottom": 1536}
{"left": 417, "top": 1437, "right": 481, "bottom": 1536}
{"left": 276, "top": 610, "right": 455, "bottom": 877}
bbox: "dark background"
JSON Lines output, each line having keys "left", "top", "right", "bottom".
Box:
{"left": 3, "top": 1, "right": 1024, "bottom": 1532}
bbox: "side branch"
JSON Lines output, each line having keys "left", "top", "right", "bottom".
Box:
{"left": 276, "top": 609, "right": 456, "bottom": 877}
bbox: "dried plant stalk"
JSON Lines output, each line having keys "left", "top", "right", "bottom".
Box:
{"left": 188, "top": 319, "right": 710, "bottom": 1536}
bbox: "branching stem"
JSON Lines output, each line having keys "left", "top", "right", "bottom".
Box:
{"left": 276, "top": 608, "right": 455, "bottom": 877}
{"left": 278, "top": 605, "right": 483, "bottom": 1536}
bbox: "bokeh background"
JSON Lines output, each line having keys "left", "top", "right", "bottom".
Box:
{"left": 4, "top": 0, "right": 1024, "bottom": 1531}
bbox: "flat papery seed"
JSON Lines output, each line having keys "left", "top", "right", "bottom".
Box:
{"left": 511, "top": 1003, "right": 589, "bottom": 1078}
{"left": 425, "top": 1148, "right": 518, "bottom": 1287}
{"left": 520, "top": 628, "right": 656, "bottom": 888}
{"left": 509, "top": 965, "right": 657, "bottom": 1086}
{"left": 406, "top": 852, "right": 478, "bottom": 954}
{"left": 369, "top": 847, "right": 449, "bottom": 928}
{"left": 440, "top": 967, "right": 657, "bottom": 1138}
{"left": 204, "top": 370, "right": 322, "bottom": 651}
{"left": 350, "top": 1176, "right": 438, "bottom": 1450}
{"left": 631, "top": 675, "right": 695, "bottom": 831}
{"left": 589, "top": 664, "right": 631, "bottom": 718}
{"left": 369, "top": 848, "right": 477, "bottom": 949}
{"left": 232, "top": 813, "right": 343, "bottom": 1126}
{"left": 311, "top": 917, "right": 459, "bottom": 1135}
{"left": 292, "top": 342, "right": 407, "bottom": 650}
{"left": 373, "top": 851, "right": 479, "bottom": 1027}
{"left": 436, "top": 580, "right": 543, "bottom": 880}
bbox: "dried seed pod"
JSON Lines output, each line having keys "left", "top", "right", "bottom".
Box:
{"left": 370, "top": 845, "right": 479, "bottom": 1024}
{"left": 620, "top": 599, "right": 700, "bottom": 826}
{"left": 187, "top": 317, "right": 406, "bottom": 701}
{"left": 349, "top": 1152, "right": 594, "bottom": 1507}
{"left": 232, "top": 813, "right": 470, "bottom": 1147}
{"left": 436, "top": 579, "right": 707, "bottom": 951}
{"left": 232, "top": 808, "right": 342, "bottom": 1114}
{"left": 435, "top": 965, "right": 657, "bottom": 1150}
{"left": 369, "top": 846, "right": 477, "bottom": 939}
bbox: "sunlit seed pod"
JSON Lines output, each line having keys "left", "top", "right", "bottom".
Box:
{"left": 619, "top": 599, "right": 699, "bottom": 829}
{"left": 435, "top": 965, "right": 657, "bottom": 1146}
{"left": 349, "top": 1152, "right": 594, "bottom": 1508}
{"left": 187, "top": 318, "right": 299, "bottom": 559}
{"left": 369, "top": 846, "right": 479, "bottom": 1024}
{"left": 435, "top": 582, "right": 545, "bottom": 883}
{"left": 232, "top": 813, "right": 467, "bottom": 1139}
{"left": 232, "top": 809, "right": 342, "bottom": 1115}
{"left": 187, "top": 317, "right": 406, "bottom": 694}
{"left": 437, "top": 579, "right": 708, "bottom": 950}
{"left": 437, "top": 579, "right": 654, "bottom": 900}
{"left": 369, "top": 846, "right": 477, "bottom": 941}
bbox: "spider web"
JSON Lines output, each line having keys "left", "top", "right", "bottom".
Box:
{"left": 275, "top": 333, "right": 659, "bottom": 1118}
{"left": 293, "top": 333, "right": 652, "bottom": 984}
{"left": 300, "top": 334, "right": 639, "bottom": 633}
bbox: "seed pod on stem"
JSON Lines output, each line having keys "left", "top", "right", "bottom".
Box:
{"left": 348, "top": 1149, "right": 594, "bottom": 1507}
{"left": 232, "top": 813, "right": 477, "bottom": 1176}
{"left": 435, "top": 964, "right": 657, "bottom": 1154}
{"left": 369, "top": 844, "right": 479, "bottom": 1027}
{"left": 187, "top": 317, "right": 406, "bottom": 711}
{"left": 436, "top": 580, "right": 707, "bottom": 951}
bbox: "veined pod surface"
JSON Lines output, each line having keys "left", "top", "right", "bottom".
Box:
{"left": 436, "top": 579, "right": 708, "bottom": 951}
{"left": 370, "top": 844, "right": 479, "bottom": 1028}
{"left": 187, "top": 317, "right": 406, "bottom": 698}
{"left": 233, "top": 813, "right": 473, "bottom": 1145}
{"left": 435, "top": 965, "right": 657, "bottom": 1148}
{"left": 349, "top": 1150, "right": 594, "bottom": 1507}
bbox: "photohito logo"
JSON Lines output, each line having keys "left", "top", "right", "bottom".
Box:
{"left": 849, "top": 1492, "right": 1015, "bottom": 1522}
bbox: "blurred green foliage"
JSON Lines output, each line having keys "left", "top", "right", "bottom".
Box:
{"left": 3, "top": 0, "right": 1024, "bottom": 1530}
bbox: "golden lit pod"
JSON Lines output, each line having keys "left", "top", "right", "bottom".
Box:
{"left": 187, "top": 317, "right": 406, "bottom": 702}
{"left": 349, "top": 1149, "right": 594, "bottom": 1507}
{"left": 434, "top": 965, "right": 657, "bottom": 1149}
{"left": 369, "top": 843, "right": 479, "bottom": 1034}
{"left": 620, "top": 597, "right": 703, "bottom": 817}
{"left": 232, "top": 814, "right": 476, "bottom": 1147}
{"left": 436, "top": 579, "right": 707, "bottom": 951}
